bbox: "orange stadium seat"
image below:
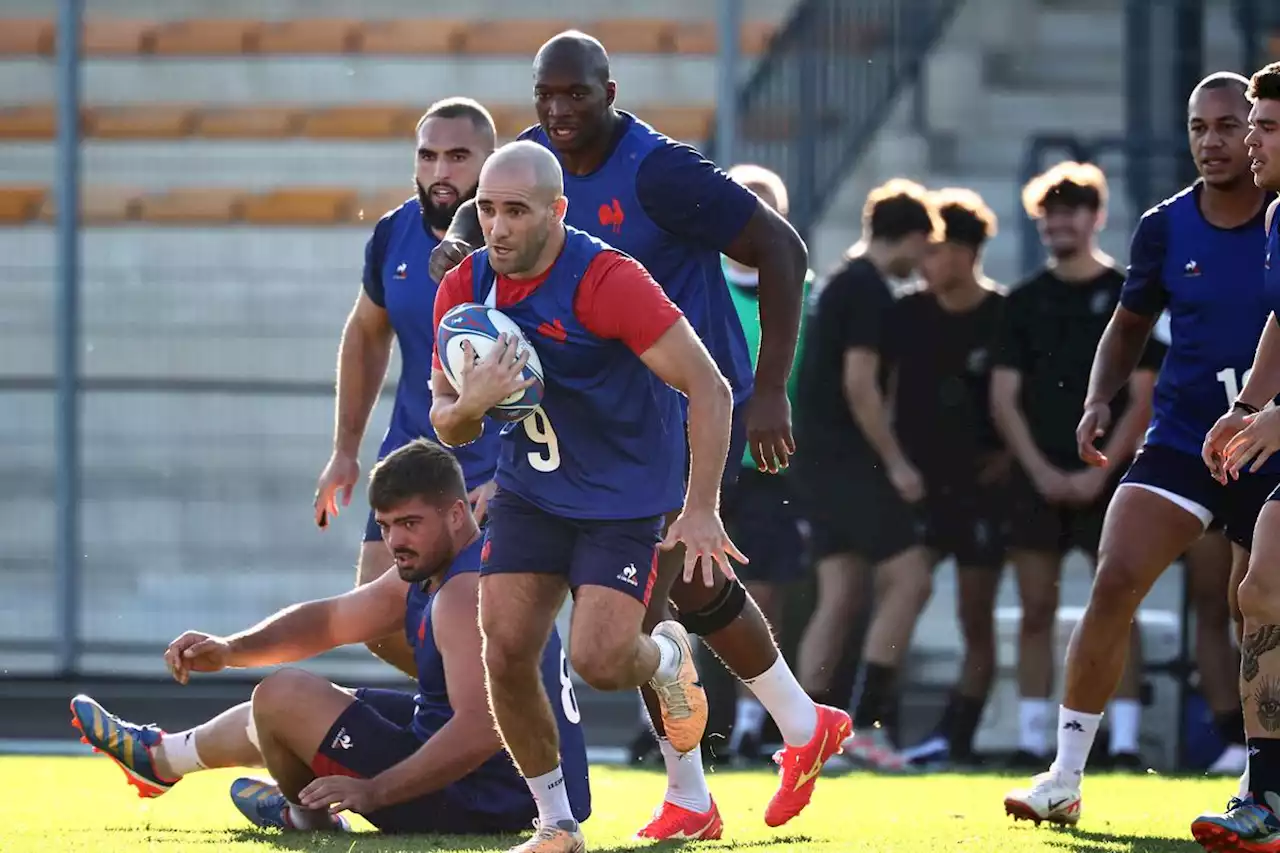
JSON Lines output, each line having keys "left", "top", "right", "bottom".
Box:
{"left": 300, "top": 106, "right": 417, "bottom": 139}
{"left": 136, "top": 188, "right": 245, "bottom": 224}
{"left": 487, "top": 105, "right": 538, "bottom": 138}
{"left": 85, "top": 105, "right": 197, "bottom": 139}
{"left": 358, "top": 19, "right": 466, "bottom": 54}
{"left": 0, "top": 105, "right": 56, "bottom": 140}
{"left": 150, "top": 19, "right": 262, "bottom": 55}
{"left": 641, "top": 106, "right": 714, "bottom": 141}
{"left": 194, "top": 106, "right": 304, "bottom": 138}
{"left": 0, "top": 186, "right": 45, "bottom": 224}
{"left": 241, "top": 188, "right": 357, "bottom": 225}
{"left": 584, "top": 20, "right": 678, "bottom": 54}
{"left": 0, "top": 19, "right": 53, "bottom": 55}
{"left": 459, "top": 19, "right": 577, "bottom": 55}
{"left": 353, "top": 188, "right": 415, "bottom": 223}
{"left": 673, "top": 20, "right": 776, "bottom": 55}
{"left": 255, "top": 18, "right": 361, "bottom": 54}
{"left": 37, "top": 186, "right": 141, "bottom": 224}
{"left": 81, "top": 19, "right": 157, "bottom": 55}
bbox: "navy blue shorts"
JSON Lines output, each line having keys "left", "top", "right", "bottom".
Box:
{"left": 1122, "top": 443, "right": 1280, "bottom": 550}
{"left": 722, "top": 468, "right": 806, "bottom": 583}
{"left": 481, "top": 488, "right": 663, "bottom": 604}
{"left": 312, "top": 688, "right": 532, "bottom": 834}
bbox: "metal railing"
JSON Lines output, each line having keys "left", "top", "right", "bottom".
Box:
{"left": 707, "top": 0, "right": 963, "bottom": 239}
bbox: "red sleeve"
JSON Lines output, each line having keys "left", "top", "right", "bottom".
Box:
{"left": 573, "top": 252, "right": 684, "bottom": 356}
{"left": 431, "top": 255, "right": 475, "bottom": 371}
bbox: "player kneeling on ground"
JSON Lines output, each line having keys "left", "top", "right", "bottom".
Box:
{"left": 70, "top": 439, "right": 591, "bottom": 835}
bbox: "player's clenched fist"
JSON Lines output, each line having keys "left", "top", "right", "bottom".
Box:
{"left": 164, "top": 631, "right": 232, "bottom": 684}
{"left": 662, "top": 507, "right": 748, "bottom": 587}
{"left": 429, "top": 237, "right": 474, "bottom": 283}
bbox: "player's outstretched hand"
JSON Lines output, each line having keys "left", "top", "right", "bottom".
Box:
{"left": 163, "top": 631, "right": 231, "bottom": 684}
{"left": 314, "top": 450, "right": 359, "bottom": 529}
{"left": 468, "top": 480, "right": 497, "bottom": 525}
{"left": 662, "top": 508, "right": 748, "bottom": 586}
{"left": 299, "top": 775, "right": 384, "bottom": 815}
{"left": 746, "top": 386, "right": 796, "bottom": 474}
{"left": 457, "top": 335, "right": 536, "bottom": 415}
{"left": 1076, "top": 401, "right": 1112, "bottom": 467}
{"left": 429, "top": 237, "right": 474, "bottom": 283}
{"left": 1224, "top": 409, "right": 1280, "bottom": 478}
{"left": 1203, "top": 408, "right": 1253, "bottom": 484}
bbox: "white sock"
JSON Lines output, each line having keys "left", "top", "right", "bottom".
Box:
{"left": 742, "top": 657, "right": 819, "bottom": 746}
{"left": 652, "top": 633, "right": 682, "bottom": 683}
{"left": 157, "top": 729, "right": 207, "bottom": 777}
{"left": 1107, "top": 698, "right": 1141, "bottom": 755}
{"left": 1050, "top": 706, "right": 1103, "bottom": 784}
{"left": 1018, "top": 698, "right": 1053, "bottom": 756}
{"left": 639, "top": 694, "right": 653, "bottom": 726}
{"left": 659, "top": 738, "right": 712, "bottom": 813}
{"left": 286, "top": 801, "right": 336, "bottom": 829}
{"left": 729, "top": 697, "right": 767, "bottom": 752}
{"left": 526, "top": 765, "right": 575, "bottom": 827}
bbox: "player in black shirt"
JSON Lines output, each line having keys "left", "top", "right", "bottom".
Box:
{"left": 990, "top": 162, "right": 1165, "bottom": 770}
{"left": 891, "top": 188, "right": 1009, "bottom": 768}
{"left": 793, "top": 179, "right": 941, "bottom": 771}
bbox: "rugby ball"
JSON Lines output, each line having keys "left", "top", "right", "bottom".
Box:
{"left": 437, "top": 303, "right": 545, "bottom": 423}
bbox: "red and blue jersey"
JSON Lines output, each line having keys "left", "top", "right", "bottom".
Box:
{"left": 520, "top": 113, "right": 758, "bottom": 407}
{"left": 404, "top": 537, "right": 591, "bottom": 823}
{"left": 433, "top": 227, "right": 687, "bottom": 520}
{"left": 364, "top": 198, "right": 499, "bottom": 488}
{"left": 1121, "top": 183, "right": 1279, "bottom": 471}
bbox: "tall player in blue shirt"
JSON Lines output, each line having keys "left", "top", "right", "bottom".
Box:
{"left": 433, "top": 32, "right": 844, "bottom": 838}
{"left": 70, "top": 439, "right": 589, "bottom": 835}
{"left": 1006, "top": 73, "right": 1280, "bottom": 827}
{"left": 432, "top": 141, "right": 740, "bottom": 853}
{"left": 1193, "top": 61, "right": 1280, "bottom": 852}
{"left": 313, "top": 98, "right": 501, "bottom": 679}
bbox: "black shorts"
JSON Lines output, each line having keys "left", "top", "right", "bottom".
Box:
{"left": 1005, "top": 460, "right": 1122, "bottom": 556}
{"left": 793, "top": 438, "right": 921, "bottom": 564}
{"left": 311, "top": 688, "right": 533, "bottom": 834}
{"left": 481, "top": 488, "right": 663, "bottom": 604}
{"left": 919, "top": 477, "right": 1008, "bottom": 571}
{"left": 722, "top": 468, "right": 806, "bottom": 583}
{"left": 1121, "top": 443, "right": 1280, "bottom": 550}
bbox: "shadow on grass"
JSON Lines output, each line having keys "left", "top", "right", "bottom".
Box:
{"left": 224, "top": 828, "right": 814, "bottom": 852}
{"left": 1042, "top": 825, "right": 1192, "bottom": 853}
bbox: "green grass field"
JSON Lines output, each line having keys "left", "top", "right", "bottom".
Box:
{"left": 0, "top": 756, "right": 1232, "bottom": 852}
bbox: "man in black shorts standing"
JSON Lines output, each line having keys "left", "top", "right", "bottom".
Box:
{"left": 793, "top": 178, "right": 942, "bottom": 771}
{"left": 891, "top": 188, "right": 1009, "bottom": 768}
{"left": 990, "top": 162, "right": 1165, "bottom": 769}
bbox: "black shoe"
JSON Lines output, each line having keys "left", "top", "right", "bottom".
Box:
{"left": 1006, "top": 749, "right": 1051, "bottom": 770}
{"left": 628, "top": 727, "right": 660, "bottom": 766}
{"left": 1109, "top": 751, "right": 1145, "bottom": 772}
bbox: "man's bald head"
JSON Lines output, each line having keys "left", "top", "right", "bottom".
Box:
{"left": 480, "top": 140, "right": 564, "bottom": 203}
{"left": 534, "top": 30, "right": 610, "bottom": 86}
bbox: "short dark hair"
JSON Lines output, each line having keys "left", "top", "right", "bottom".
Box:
{"left": 861, "top": 178, "right": 942, "bottom": 242}
{"left": 368, "top": 439, "right": 467, "bottom": 512}
{"left": 417, "top": 97, "right": 497, "bottom": 147}
{"left": 1021, "top": 161, "right": 1107, "bottom": 218}
{"left": 1248, "top": 62, "right": 1280, "bottom": 103}
{"left": 1194, "top": 71, "right": 1249, "bottom": 99}
{"left": 931, "top": 187, "right": 998, "bottom": 250}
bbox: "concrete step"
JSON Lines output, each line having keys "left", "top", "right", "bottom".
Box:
{"left": 0, "top": 55, "right": 730, "bottom": 107}
{"left": 981, "top": 89, "right": 1124, "bottom": 135}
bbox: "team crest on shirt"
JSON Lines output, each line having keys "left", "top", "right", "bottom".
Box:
{"left": 1090, "top": 290, "right": 1113, "bottom": 315}
{"left": 966, "top": 347, "right": 989, "bottom": 375}
{"left": 1184, "top": 259, "right": 1201, "bottom": 277}
{"left": 395, "top": 262, "right": 408, "bottom": 280}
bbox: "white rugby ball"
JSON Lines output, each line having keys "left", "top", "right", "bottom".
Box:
{"left": 437, "top": 302, "right": 545, "bottom": 423}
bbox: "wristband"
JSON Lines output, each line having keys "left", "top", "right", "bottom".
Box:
{"left": 1233, "top": 399, "right": 1261, "bottom": 416}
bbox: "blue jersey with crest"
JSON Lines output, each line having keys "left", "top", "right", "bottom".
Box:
{"left": 1120, "top": 183, "right": 1279, "bottom": 471}
{"left": 364, "top": 198, "right": 499, "bottom": 488}
{"left": 405, "top": 537, "right": 590, "bottom": 822}
{"left": 469, "top": 227, "right": 686, "bottom": 520}
{"left": 520, "top": 113, "right": 757, "bottom": 407}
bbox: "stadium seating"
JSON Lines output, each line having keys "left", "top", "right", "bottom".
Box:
{"left": 0, "top": 17, "right": 779, "bottom": 57}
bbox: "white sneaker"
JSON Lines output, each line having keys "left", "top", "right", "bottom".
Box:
{"left": 1004, "top": 771, "right": 1082, "bottom": 826}
{"left": 1207, "top": 744, "right": 1248, "bottom": 776}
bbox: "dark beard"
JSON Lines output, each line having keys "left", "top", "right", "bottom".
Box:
{"left": 417, "top": 181, "right": 471, "bottom": 234}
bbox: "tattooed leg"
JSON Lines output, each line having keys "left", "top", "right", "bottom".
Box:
{"left": 1242, "top": 626, "right": 1280, "bottom": 684}
{"left": 1235, "top": 502, "right": 1280, "bottom": 814}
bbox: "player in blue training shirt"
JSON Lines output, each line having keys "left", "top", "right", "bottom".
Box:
{"left": 71, "top": 439, "right": 590, "bottom": 835}
{"left": 432, "top": 31, "right": 845, "bottom": 839}
{"left": 312, "top": 97, "right": 501, "bottom": 680}
{"left": 1006, "top": 73, "right": 1279, "bottom": 827}
{"left": 1193, "top": 61, "right": 1280, "bottom": 852}
{"left": 430, "top": 141, "right": 739, "bottom": 853}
